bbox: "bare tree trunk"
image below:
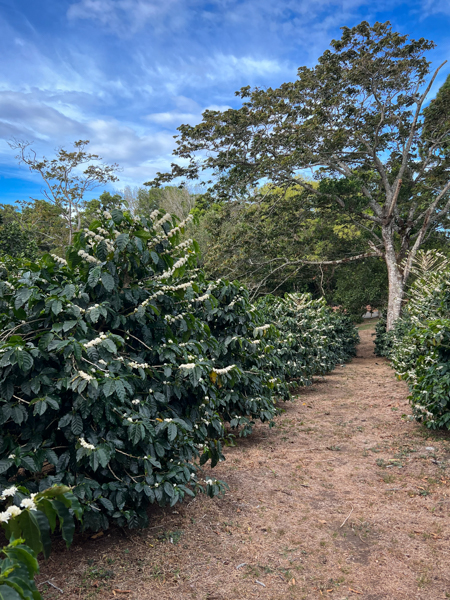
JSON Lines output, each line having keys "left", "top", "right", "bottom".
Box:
{"left": 382, "top": 227, "right": 404, "bottom": 331}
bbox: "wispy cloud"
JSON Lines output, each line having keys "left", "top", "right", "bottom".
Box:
{"left": 0, "top": 0, "right": 448, "bottom": 200}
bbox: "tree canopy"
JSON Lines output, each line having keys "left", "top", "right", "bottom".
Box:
{"left": 151, "top": 21, "right": 450, "bottom": 329}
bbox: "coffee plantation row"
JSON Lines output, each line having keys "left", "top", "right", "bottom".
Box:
{"left": 375, "top": 252, "right": 450, "bottom": 430}
{"left": 0, "top": 208, "right": 358, "bottom": 536}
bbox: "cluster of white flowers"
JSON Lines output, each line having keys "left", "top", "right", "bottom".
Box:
{"left": 179, "top": 363, "right": 196, "bottom": 370}
{"left": 77, "top": 249, "right": 102, "bottom": 265}
{"left": 78, "top": 370, "right": 94, "bottom": 382}
{"left": 104, "top": 211, "right": 112, "bottom": 220}
{"left": 8, "top": 454, "right": 15, "bottom": 460}
{"left": 132, "top": 399, "right": 140, "bottom": 405}
{"left": 79, "top": 437, "right": 96, "bottom": 450}
{"left": 214, "top": 365, "right": 236, "bottom": 375}
{"left": 191, "top": 293, "right": 210, "bottom": 303}
{"left": 254, "top": 325, "right": 271, "bottom": 335}
{"left": 134, "top": 280, "right": 195, "bottom": 313}
{"left": 0, "top": 505, "right": 22, "bottom": 523}
{"left": 161, "top": 281, "right": 194, "bottom": 292}
{"left": 98, "top": 359, "right": 107, "bottom": 366}
{"left": 84, "top": 229, "right": 115, "bottom": 253}
{"left": 51, "top": 254, "right": 68, "bottom": 266}
{"left": 165, "top": 312, "right": 186, "bottom": 324}
{"left": 176, "top": 238, "right": 194, "bottom": 251}
{"left": 228, "top": 294, "right": 245, "bottom": 308}
{"left": 128, "top": 361, "right": 150, "bottom": 369}
{"left": 1, "top": 486, "right": 17, "bottom": 500}
{"left": 154, "top": 255, "right": 190, "bottom": 281}
{"left": 84, "top": 333, "right": 107, "bottom": 348}
{"left": 166, "top": 214, "right": 194, "bottom": 238}
{"left": 20, "top": 498, "right": 37, "bottom": 511}
{"left": 154, "top": 213, "right": 172, "bottom": 228}
{"left": 3, "top": 281, "right": 14, "bottom": 290}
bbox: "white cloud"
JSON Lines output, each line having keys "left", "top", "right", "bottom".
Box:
{"left": 67, "top": 0, "right": 185, "bottom": 35}
{"left": 422, "top": 0, "right": 450, "bottom": 15}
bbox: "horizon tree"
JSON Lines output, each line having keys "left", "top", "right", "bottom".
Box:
{"left": 150, "top": 21, "right": 450, "bottom": 330}
{"left": 10, "top": 140, "right": 119, "bottom": 244}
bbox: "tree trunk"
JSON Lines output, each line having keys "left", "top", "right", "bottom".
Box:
{"left": 383, "top": 227, "right": 404, "bottom": 331}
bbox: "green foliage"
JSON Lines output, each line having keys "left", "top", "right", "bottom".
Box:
{"left": 0, "top": 222, "right": 39, "bottom": 262}
{"left": 376, "top": 252, "right": 450, "bottom": 428}
{"left": 0, "top": 539, "right": 40, "bottom": 600}
{"left": 194, "top": 185, "right": 370, "bottom": 299}
{"left": 11, "top": 140, "right": 119, "bottom": 245}
{"left": 151, "top": 21, "right": 450, "bottom": 328}
{"left": 0, "top": 207, "right": 358, "bottom": 530}
{"left": 0, "top": 485, "right": 81, "bottom": 600}
{"left": 332, "top": 259, "right": 388, "bottom": 321}
{"left": 257, "top": 294, "right": 358, "bottom": 388}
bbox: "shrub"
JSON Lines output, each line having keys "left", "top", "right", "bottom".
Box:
{"left": 0, "top": 484, "right": 81, "bottom": 600}
{"left": 257, "top": 293, "right": 358, "bottom": 388}
{"left": 375, "top": 251, "right": 450, "bottom": 428}
{"left": 0, "top": 208, "right": 359, "bottom": 530}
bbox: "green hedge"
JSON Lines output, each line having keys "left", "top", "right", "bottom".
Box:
{"left": 0, "top": 208, "right": 358, "bottom": 530}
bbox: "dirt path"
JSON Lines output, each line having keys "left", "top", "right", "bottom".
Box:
{"left": 41, "top": 327, "right": 450, "bottom": 600}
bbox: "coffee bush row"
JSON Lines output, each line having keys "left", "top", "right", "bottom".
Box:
{"left": 0, "top": 208, "right": 358, "bottom": 530}
{"left": 375, "top": 253, "right": 450, "bottom": 429}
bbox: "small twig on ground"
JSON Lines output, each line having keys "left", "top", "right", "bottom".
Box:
{"left": 255, "top": 580, "right": 266, "bottom": 587}
{"left": 38, "top": 580, "right": 63, "bottom": 594}
{"left": 236, "top": 563, "right": 247, "bottom": 569}
{"left": 340, "top": 505, "right": 354, "bottom": 528}
{"left": 274, "top": 489, "right": 293, "bottom": 496}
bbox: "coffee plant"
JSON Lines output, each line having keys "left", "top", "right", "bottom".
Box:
{"left": 0, "top": 208, "right": 358, "bottom": 530}
{"left": 375, "top": 251, "right": 450, "bottom": 429}
{"left": 0, "top": 484, "right": 81, "bottom": 600}
{"left": 257, "top": 293, "right": 358, "bottom": 389}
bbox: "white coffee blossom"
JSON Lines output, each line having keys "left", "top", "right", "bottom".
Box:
{"left": 254, "top": 325, "right": 271, "bottom": 335}
{"left": 6, "top": 505, "right": 22, "bottom": 517}
{"left": 213, "top": 365, "right": 236, "bottom": 375}
{"left": 1, "top": 486, "right": 17, "bottom": 499}
{"left": 128, "top": 361, "right": 150, "bottom": 369}
{"left": 51, "top": 254, "right": 68, "bottom": 266}
{"left": 20, "top": 498, "right": 37, "bottom": 511}
{"left": 77, "top": 249, "right": 102, "bottom": 265}
{"left": 78, "top": 370, "right": 94, "bottom": 382}
{"left": 84, "top": 333, "right": 107, "bottom": 348}
{"left": 79, "top": 437, "right": 96, "bottom": 450}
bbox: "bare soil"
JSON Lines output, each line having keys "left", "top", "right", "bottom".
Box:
{"left": 39, "top": 327, "right": 450, "bottom": 599}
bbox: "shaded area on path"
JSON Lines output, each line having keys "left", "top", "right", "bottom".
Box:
{"left": 40, "top": 327, "right": 450, "bottom": 600}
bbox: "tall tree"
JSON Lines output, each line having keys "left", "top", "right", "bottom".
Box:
{"left": 10, "top": 140, "right": 119, "bottom": 244}
{"left": 151, "top": 21, "right": 450, "bottom": 330}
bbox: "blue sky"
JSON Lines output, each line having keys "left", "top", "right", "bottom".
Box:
{"left": 0, "top": 0, "right": 449, "bottom": 204}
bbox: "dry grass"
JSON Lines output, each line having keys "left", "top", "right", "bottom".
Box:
{"left": 39, "top": 327, "right": 450, "bottom": 599}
